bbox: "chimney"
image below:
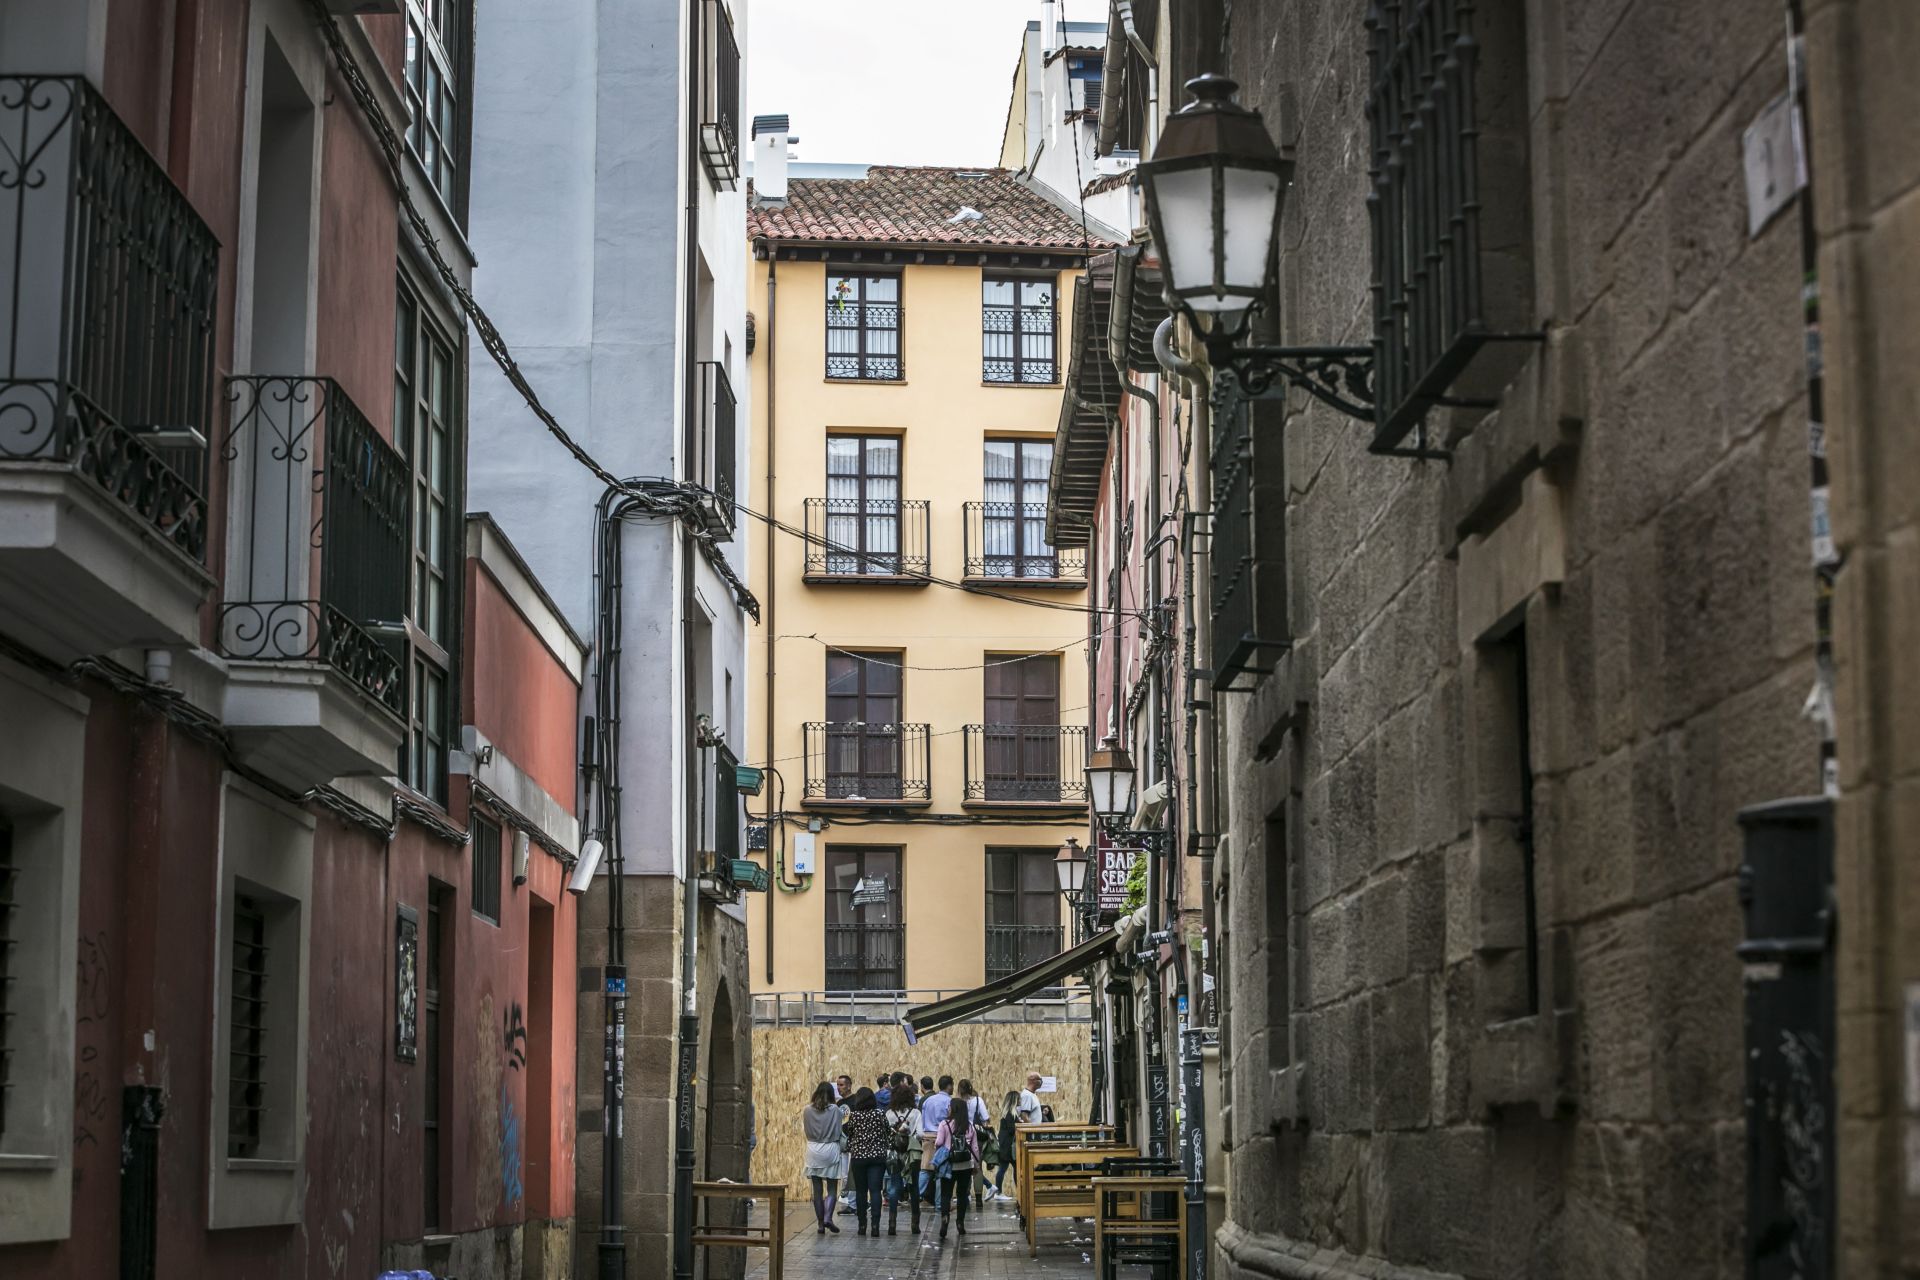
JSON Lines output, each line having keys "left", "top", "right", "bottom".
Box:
{"left": 1041, "top": 0, "right": 1058, "bottom": 58}
{"left": 751, "top": 114, "right": 793, "bottom": 203}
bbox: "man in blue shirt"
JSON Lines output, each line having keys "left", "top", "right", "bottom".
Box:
{"left": 874, "top": 1074, "right": 892, "bottom": 1106}
{"left": 917, "top": 1075, "right": 954, "bottom": 1203}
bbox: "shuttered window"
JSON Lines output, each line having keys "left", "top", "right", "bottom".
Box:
{"left": 472, "top": 814, "right": 502, "bottom": 924}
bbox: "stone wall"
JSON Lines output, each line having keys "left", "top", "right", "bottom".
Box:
{"left": 1211, "top": 2, "right": 1820, "bottom": 1277}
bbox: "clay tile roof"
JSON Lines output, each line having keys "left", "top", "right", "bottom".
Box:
{"left": 746, "top": 167, "right": 1111, "bottom": 251}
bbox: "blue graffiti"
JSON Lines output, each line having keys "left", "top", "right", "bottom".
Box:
{"left": 500, "top": 1081, "right": 525, "bottom": 1209}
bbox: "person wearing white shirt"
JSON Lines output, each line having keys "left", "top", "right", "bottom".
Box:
{"left": 1018, "top": 1071, "right": 1044, "bottom": 1125}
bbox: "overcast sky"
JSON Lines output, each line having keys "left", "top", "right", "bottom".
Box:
{"left": 746, "top": 0, "right": 1108, "bottom": 169}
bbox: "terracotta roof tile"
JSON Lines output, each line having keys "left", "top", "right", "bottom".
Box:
{"left": 747, "top": 167, "right": 1111, "bottom": 251}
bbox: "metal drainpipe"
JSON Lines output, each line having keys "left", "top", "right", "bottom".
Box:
{"left": 672, "top": 2, "right": 703, "bottom": 1276}
{"left": 762, "top": 243, "right": 785, "bottom": 987}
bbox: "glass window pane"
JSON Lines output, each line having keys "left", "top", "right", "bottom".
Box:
{"left": 865, "top": 276, "right": 897, "bottom": 302}
{"left": 865, "top": 438, "right": 899, "bottom": 477}
{"left": 983, "top": 278, "right": 1014, "bottom": 305}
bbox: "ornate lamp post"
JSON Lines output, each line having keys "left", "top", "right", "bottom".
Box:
{"left": 1055, "top": 836, "right": 1094, "bottom": 945}
{"left": 1136, "top": 75, "right": 1384, "bottom": 431}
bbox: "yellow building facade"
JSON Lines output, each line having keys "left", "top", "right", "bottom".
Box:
{"left": 743, "top": 167, "right": 1102, "bottom": 1000}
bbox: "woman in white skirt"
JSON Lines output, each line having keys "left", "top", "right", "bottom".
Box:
{"left": 802, "top": 1081, "right": 846, "bottom": 1234}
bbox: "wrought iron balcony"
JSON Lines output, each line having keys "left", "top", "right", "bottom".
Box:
{"left": 962, "top": 502, "right": 1086, "bottom": 585}
{"left": 826, "top": 923, "right": 904, "bottom": 994}
{"left": 803, "top": 722, "right": 931, "bottom": 806}
{"left": 692, "top": 360, "right": 736, "bottom": 537}
{"left": 221, "top": 376, "right": 408, "bottom": 715}
{"left": 962, "top": 724, "right": 1088, "bottom": 807}
{"left": 0, "top": 74, "right": 218, "bottom": 562}
{"left": 801, "top": 497, "right": 930, "bottom": 583}
{"left": 986, "top": 923, "right": 1064, "bottom": 984}
{"left": 698, "top": 0, "right": 741, "bottom": 189}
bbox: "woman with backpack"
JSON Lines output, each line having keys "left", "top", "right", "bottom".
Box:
{"left": 843, "top": 1088, "right": 891, "bottom": 1236}
{"left": 955, "top": 1080, "right": 992, "bottom": 1209}
{"left": 801, "top": 1081, "right": 845, "bottom": 1235}
{"left": 988, "top": 1089, "right": 1020, "bottom": 1199}
{"left": 882, "top": 1076, "right": 923, "bottom": 1235}
{"left": 932, "top": 1092, "right": 981, "bottom": 1239}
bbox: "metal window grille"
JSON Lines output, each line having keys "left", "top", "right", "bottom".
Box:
{"left": 471, "top": 815, "right": 501, "bottom": 923}
{"left": 803, "top": 723, "right": 931, "bottom": 803}
{"left": 0, "top": 76, "right": 217, "bottom": 560}
{"left": 698, "top": 0, "right": 741, "bottom": 189}
{"left": 227, "top": 895, "right": 269, "bottom": 1159}
{"left": 802, "top": 498, "right": 930, "bottom": 579}
{"left": 825, "top": 274, "right": 903, "bottom": 380}
{"left": 1365, "top": 0, "right": 1535, "bottom": 451}
{"left": 0, "top": 816, "right": 15, "bottom": 1140}
{"left": 693, "top": 361, "right": 737, "bottom": 536}
{"left": 964, "top": 502, "right": 1087, "bottom": 581}
{"left": 982, "top": 276, "right": 1058, "bottom": 383}
{"left": 964, "top": 725, "right": 1089, "bottom": 804}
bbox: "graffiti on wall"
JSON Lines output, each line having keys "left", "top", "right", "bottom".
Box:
{"left": 504, "top": 1001, "right": 527, "bottom": 1072}
{"left": 395, "top": 906, "right": 419, "bottom": 1062}
{"left": 471, "top": 994, "right": 531, "bottom": 1218}
{"left": 471, "top": 993, "right": 504, "bottom": 1223}
{"left": 501, "top": 1001, "right": 527, "bottom": 1208}
{"left": 73, "top": 931, "right": 111, "bottom": 1160}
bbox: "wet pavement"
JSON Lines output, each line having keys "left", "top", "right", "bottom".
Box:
{"left": 743, "top": 1186, "right": 1098, "bottom": 1280}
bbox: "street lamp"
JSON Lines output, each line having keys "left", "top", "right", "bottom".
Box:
{"left": 1054, "top": 836, "right": 1091, "bottom": 901}
{"left": 1084, "top": 735, "right": 1138, "bottom": 825}
{"left": 1137, "top": 75, "right": 1380, "bottom": 428}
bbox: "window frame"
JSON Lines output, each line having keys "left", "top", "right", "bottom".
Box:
{"left": 981, "top": 274, "right": 1059, "bottom": 384}
{"left": 401, "top": 0, "right": 472, "bottom": 216}
{"left": 470, "top": 813, "right": 502, "bottom": 925}
{"left": 824, "top": 433, "right": 904, "bottom": 576}
{"left": 823, "top": 846, "right": 904, "bottom": 992}
{"left": 984, "top": 848, "right": 1062, "bottom": 982}
{"left": 823, "top": 650, "right": 904, "bottom": 800}
{"left": 824, "top": 271, "right": 903, "bottom": 381}
{"left": 394, "top": 270, "right": 463, "bottom": 807}
{"left": 981, "top": 438, "right": 1060, "bottom": 578}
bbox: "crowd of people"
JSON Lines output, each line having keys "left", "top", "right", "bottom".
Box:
{"left": 800, "top": 1070, "right": 1053, "bottom": 1241}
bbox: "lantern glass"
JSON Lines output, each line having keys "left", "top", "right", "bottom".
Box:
{"left": 1055, "top": 839, "right": 1089, "bottom": 897}
{"left": 1084, "top": 738, "right": 1138, "bottom": 821}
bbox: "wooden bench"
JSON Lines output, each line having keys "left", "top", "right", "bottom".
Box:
{"left": 1022, "top": 1143, "right": 1139, "bottom": 1257}
{"left": 1011, "top": 1123, "right": 1114, "bottom": 1196}
{"left": 691, "top": 1181, "right": 785, "bottom": 1280}
{"left": 1093, "top": 1175, "right": 1186, "bottom": 1280}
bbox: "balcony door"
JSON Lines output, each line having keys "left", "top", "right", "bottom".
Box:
{"left": 825, "top": 434, "right": 901, "bottom": 575}
{"left": 983, "top": 654, "right": 1059, "bottom": 801}
{"left": 825, "top": 651, "right": 902, "bottom": 800}
{"left": 986, "top": 849, "right": 1062, "bottom": 981}
{"left": 982, "top": 439, "right": 1056, "bottom": 578}
{"left": 825, "top": 847, "right": 903, "bottom": 991}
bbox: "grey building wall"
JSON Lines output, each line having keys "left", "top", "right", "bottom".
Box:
{"left": 1211, "top": 3, "right": 1820, "bottom": 1277}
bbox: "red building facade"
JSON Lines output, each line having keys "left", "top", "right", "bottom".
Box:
{"left": 0, "top": 1, "right": 580, "bottom": 1276}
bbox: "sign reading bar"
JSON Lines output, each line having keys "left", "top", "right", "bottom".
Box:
{"left": 1095, "top": 831, "right": 1137, "bottom": 915}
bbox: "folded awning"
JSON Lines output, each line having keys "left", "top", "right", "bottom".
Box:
{"left": 901, "top": 928, "right": 1119, "bottom": 1042}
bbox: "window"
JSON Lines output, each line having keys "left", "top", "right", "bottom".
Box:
{"left": 982, "top": 276, "right": 1057, "bottom": 383}
{"left": 824, "top": 651, "right": 903, "bottom": 800}
{"left": 227, "top": 894, "right": 269, "bottom": 1159}
{"left": 825, "top": 273, "right": 901, "bottom": 380}
{"left": 1068, "top": 56, "right": 1102, "bottom": 117}
{"left": 982, "top": 440, "right": 1059, "bottom": 578}
{"left": 471, "top": 814, "right": 501, "bottom": 924}
{"left": 395, "top": 275, "right": 461, "bottom": 804}
{"left": 824, "top": 847, "right": 902, "bottom": 991}
{"left": 825, "top": 434, "right": 902, "bottom": 575}
{"left": 697, "top": 0, "right": 741, "bottom": 188}
{"left": 1477, "top": 622, "right": 1540, "bottom": 1021}
{"left": 1365, "top": 0, "right": 1534, "bottom": 450}
{"left": 422, "top": 884, "right": 450, "bottom": 1232}
{"left": 981, "top": 655, "right": 1061, "bottom": 801}
{"left": 985, "top": 849, "right": 1061, "bottom": 981}
{"left": 403, "top": 0, "right": 469, "bottom": 210}
{"left": 0, "top": 816, "right": 14, "bottom": 1143}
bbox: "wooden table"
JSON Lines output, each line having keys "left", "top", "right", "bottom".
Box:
{"left": 692, "top": 1181, "right": 785, "bottom": 1280}
{"left": 1093, "top": 1175, "right": 1186, "bottom": 1280}
{"left": 1021, "top": 1143, "right": 1138, "bottom": 1256}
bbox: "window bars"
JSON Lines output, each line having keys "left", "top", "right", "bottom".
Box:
{"left": 982, "top": 276, "right": 1058, "bottom": 383}
{"left": 227, "top": 895, "right": 269, "bottom": 1159}
{"left": 825, "top": 274, "right": 902, "bottom": 380}
{"left": 471, "top": 814, "right": 501, "bottom": 924}
{"left": 0, "top": 76, "right": 218, "bottom": 560}
{"left": 803, "top": 722, "right": 932, "bottom": 804}
{"left": 699, "top": 0, "right": 742, "bottom": 189}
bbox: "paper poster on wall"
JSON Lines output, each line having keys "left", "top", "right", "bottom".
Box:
{"left": 1038, "top": 1075, "right": 1058, "bottom": 1093}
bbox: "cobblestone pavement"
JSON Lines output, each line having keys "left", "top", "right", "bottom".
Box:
{"left": 743, "top": 1188, "right": 1098, "bottom": 1280}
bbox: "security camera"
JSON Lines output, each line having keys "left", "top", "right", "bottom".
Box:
{"left": 568, "top": 837, "right": 605, "bottom": 894}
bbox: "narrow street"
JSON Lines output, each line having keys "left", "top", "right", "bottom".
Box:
{"left": 745, "top": 1197, "right": 1094, "bottom": 1280}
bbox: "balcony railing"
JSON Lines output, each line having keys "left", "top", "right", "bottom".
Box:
{"left": 753, "top": 986, "right": 1093, "bottom": 1027}
{"left": 693, "top": 360, "right": 735, "bottom": 536}
{"left": 802, "top": 497, "right": 930, "bottom": 582}
{"left": 986, "top": 923, "right": 1064, "bottom": 984}
{"left": 221, "top": 377, "right": 409, "bottom": 714}
{"left": 963, "top": 724, "right": 1088, "bottom": 806}
{"left": 0, "top": 75, "right": 219, "bottom": 561}
{"left": 825, "top": 923, "right": 905, "bottom": 993}
{"left": 962, "top": 502, "right": 1086, "bottom": 584}
{"left": 803, "top": 722, "right": 931, "bottom": 805}
{"left": 698, "top": 0, "right": 741, "bottom": 189}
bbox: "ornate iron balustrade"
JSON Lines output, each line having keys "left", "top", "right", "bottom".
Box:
{"left": 801, "top": 497, "right": 930, "bottom": 581}
{"left": 698, "top": 0, "right": 741, "bottom": 189}
{"left": 803, "top": 721, "right": 931, "bottom": 804}
{"left": 0, "top": 75, "right": 218, "bottom": 561}
{"left": 694, "top": 360, "right": 736, "bottom": 535}
{"left": 982, "top": 302, "right": 1057, "bottom": 383}
{"left": 986, "top": 923, "right": 1064, "bottom": 984}
{"left": 962, "top": 501, "right": 1086, "bottom": 583}
{"left": 221, "top": 376, "right": 409, "bottom": 713}
{"left": 963, "top": 724, "right": 1088, "bottom": 805}
{"left": 825, "top": 924, "right": 904, "bottom": 994}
